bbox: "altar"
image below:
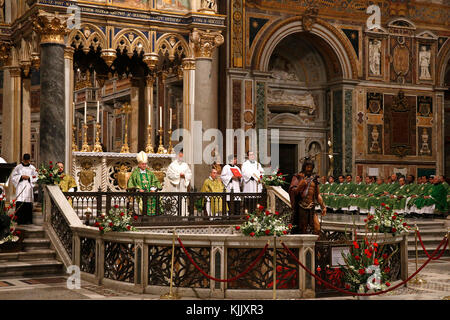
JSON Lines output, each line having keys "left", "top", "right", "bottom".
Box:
{"left": 71, "top": 152, "right": 175, "bottom": 192}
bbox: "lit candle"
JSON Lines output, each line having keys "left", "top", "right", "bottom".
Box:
{"left": 97, "top": 101, "right": 100, "bottom": 123}
{"left": 84, "top": 101, "right": 87, "bottom": 124}
{"left": 169, "top": 108, "right": 172, "bottom": 130}
{"left": 159, "top": 106, "right": 162, "bottom": 129}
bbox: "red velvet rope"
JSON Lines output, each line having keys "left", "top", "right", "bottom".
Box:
{"left": 416, "top": 229, "right": 449, "bottom": 260}
{"left": 177, "top": 237, "right": 269, "bottom": 283}
{"left": 281, "top": 235, "right": 448, "bottom": 297}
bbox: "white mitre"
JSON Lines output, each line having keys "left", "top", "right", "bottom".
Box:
{"left": 136, "top": 151, "right": 148, "bottom": 164}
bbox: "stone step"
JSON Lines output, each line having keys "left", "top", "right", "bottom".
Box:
{"left": 22, "top": 238, "right": 51, "bottom": 251}
{"left": 0, "top": 260, "right": 63, "bottom": 277}
{"left": 0, "top": 249, "right": 56, "bottom": 262}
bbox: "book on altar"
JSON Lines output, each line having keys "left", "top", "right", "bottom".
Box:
{"left": 230, "top": 168, "right": 242, "bottom": 178}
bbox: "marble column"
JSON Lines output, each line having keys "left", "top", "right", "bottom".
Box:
{"left": 182, "top": 58, "right": 195, "bottom": 187}
{"left": 21, "top": 72, "right": 31, "bottom": 156}
{"left": 190, "top": 28, "right": 224, "bottom": 189}
{"left": 64, "top": 47, "right": 74, "bottom": 173}
{"left": 34, "top": 13, "right": 68, "bottom": 165}
{"left": 2, "top": 66, "right": 21, "bottom": 163}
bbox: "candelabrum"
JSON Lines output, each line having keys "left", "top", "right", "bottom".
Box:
{"left": 167, "top": 129, "right": 174, "bottom": 154}
{"left": 157, "top": 127, "right": 167, "bottom": 154}
{"left": 81, "top": 123, "right": 91, "bottom": 152}
{"left": 92, "top": 122, "right": 103, "bottom": 152}
{"left": 145, "top": 125, "right": 155, "bottom": 154}
{"left": 72, "top": 125, "right": 78, "bottom": 152}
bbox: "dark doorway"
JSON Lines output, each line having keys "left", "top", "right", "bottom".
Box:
{"left": 279, "top": 144, "right": 298, "bottom": 191}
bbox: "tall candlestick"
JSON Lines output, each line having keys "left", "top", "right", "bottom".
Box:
{"left": 159, "top": 106, "right": 162, "bottom": 128}
{"left": 72, "top": 102, "right": 75, "bottom": 125}
{"left": 169, "top": 108, "right": 172, "bottom": 130}
{"left": 97, "top": 101, "right": 100, "bottom": 123}
{"left": 84, "top": 101, "right": 87, "bottom": 123}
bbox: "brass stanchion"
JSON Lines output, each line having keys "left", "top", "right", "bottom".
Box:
{"left": 161, "top": 229, "right": 180, "bottom": 299}
{"left": 273, "top": 236, "right": 277, "bottom": 300}
{"left": 412, "top": 224, "right": 426, "bottom": 285}
{"left": 167, "top": 128, "right": 174, "bottom": 154}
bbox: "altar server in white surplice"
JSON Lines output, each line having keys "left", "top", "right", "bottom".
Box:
{"left": 221, "top": 155, "right": 242, "bottom": 215}
{"left": 11, "top": 154, "right": 38, "bottom": 225}
{"left": 241, "top": 151, "right": 264, "bottom": 193}
{"left": 165, "top": 149, "right": 192, "bottom": 216}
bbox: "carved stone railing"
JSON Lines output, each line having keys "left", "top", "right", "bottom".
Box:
{"left": 44, "top": 185, "right": 318, "bottom": 298}
{"left": 63, "top": 188, "right": 267, "bottom": 225}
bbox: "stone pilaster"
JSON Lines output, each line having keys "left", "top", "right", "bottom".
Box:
{"left": 21, "top": 73, "right": 31, "bottom": 156}
{"left": 182, "top": 58, "right": 196, "bottom": 187}
{"left": 190, "top": 29, "right": 224, "bottom": 189}
{"left": 2, "top": 66, "right": 21, "bottom": 163}
{"left": 34, "top": 11, "right": 69, "bottom": 165}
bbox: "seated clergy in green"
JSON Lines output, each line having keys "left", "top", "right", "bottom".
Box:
{"left": 438, "top": 175, "right": 450, "bottom": 211}
{"left": 127, "top": 151, "right": 162, "bottom": 215}
{"left": 354, "top": 176, "right": 375, "bottom": 214}
{"left": 412, "top": 175, "right": 448, "bottom": 215}
{"left": 407, "top": 176, "right": 433, "bottom": 214}
{"left": 335, "top": 174, "right": 356, "bottom": 211}
{"left": 367, "top": 177, "right": 388, "bottom": 213}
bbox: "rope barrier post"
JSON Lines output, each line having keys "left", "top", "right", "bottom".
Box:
{"left": 161, "top": 228, "right": 180, "bottom": 299}
{"left": 273, "top": 236, "right": 277, "bottom": 300}
{"left": 412, "top": 224, "right": 426, "bottom": 285}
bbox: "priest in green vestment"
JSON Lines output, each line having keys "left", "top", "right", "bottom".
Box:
{"left": 413, "top": 176, "right": 448, "bottom": 214}
{"left": 201, "top": 168, "right": 226, "bottom": 217}
{"left": 127, "top": 151, "right": 162, "bottom": 215}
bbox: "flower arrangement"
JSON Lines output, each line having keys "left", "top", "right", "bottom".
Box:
{"left": 261, "top": 169, "right": 288, "bottom": 187}
{"left": 0, "top": 198, "right": 21, "bottom": 245}
{"left": 235, "top": 204, "right": 293, "bottom": 237}
{"left": 366, "top": 203, "right": 411, "bottom": 235}
{"left": 339, "top": 235, "right": 396, "bottom": 294}
{"left": 94, "top": 205, "right": 137, "bottom": 234}
{"left": 37, "top": 161, "right": 63, "bottom": 185}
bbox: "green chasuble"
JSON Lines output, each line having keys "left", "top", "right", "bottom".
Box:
{"left": 201, "top": 177, "right": 226, "bottom": 215}
{"left": 408, "top": 183, "right": 433, "bottom": 209}
{"left": 336, "top": 182, "right": 356, "bottom": 208}
{"left": 367, "top": 183, "right": 388, "bottom": 209}
{"left": 414, "top": 183, "right": 448, "bottom": 213}
{"left": 127, "top": 168, "right": 162, "bottom": 215}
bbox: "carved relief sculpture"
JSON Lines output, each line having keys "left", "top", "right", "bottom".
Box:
{"left": 200, "top": 0, "right": 217, "bottom": 12}
{"left": 370, "top": 126, "right": 380, "bottom": 153}
{"left": 418, "top": 45, "right": 431, "bottom": 80}
{"left": 419, "top": 128, "right": 431, "bottom": 155}
{"left": 0, "top": 0, "right": 4, "bottom": 22}
{"left": 368, "top": 39, "right": 381, "bottom": 76}
{"left": 77, "top": 161, "right": 96, "bottom": 191}
{"left": 266, "top": 89, "right": 316, "bottom": 115}
{"left": 269, "top": 56, "right": 299, "bottom": 81}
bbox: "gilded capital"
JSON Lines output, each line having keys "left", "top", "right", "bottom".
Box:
{"left": 190, "top": 28, "right": 224, "bottom": 59}
{"left": 0, "top": 41, "right": 11, "bottom": 65}
{"left": 182, "top": 58, "right": 196, "bottom": 70}
{"left": 33, "top": 11, "right": 69, "bottom": 45}
{"left": 64, "top": 46, "right": 75, "bottom": 60}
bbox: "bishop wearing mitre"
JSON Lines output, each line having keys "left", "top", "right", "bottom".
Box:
{"left": 241, "top": 151, "right": 264, "bottom": 193}
{"left": 128, "top": 151, "right": 161, "bottom": 215}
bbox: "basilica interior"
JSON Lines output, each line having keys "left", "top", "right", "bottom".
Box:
{"left": 0, "top": 0, "right": 449, "bottom": 190}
